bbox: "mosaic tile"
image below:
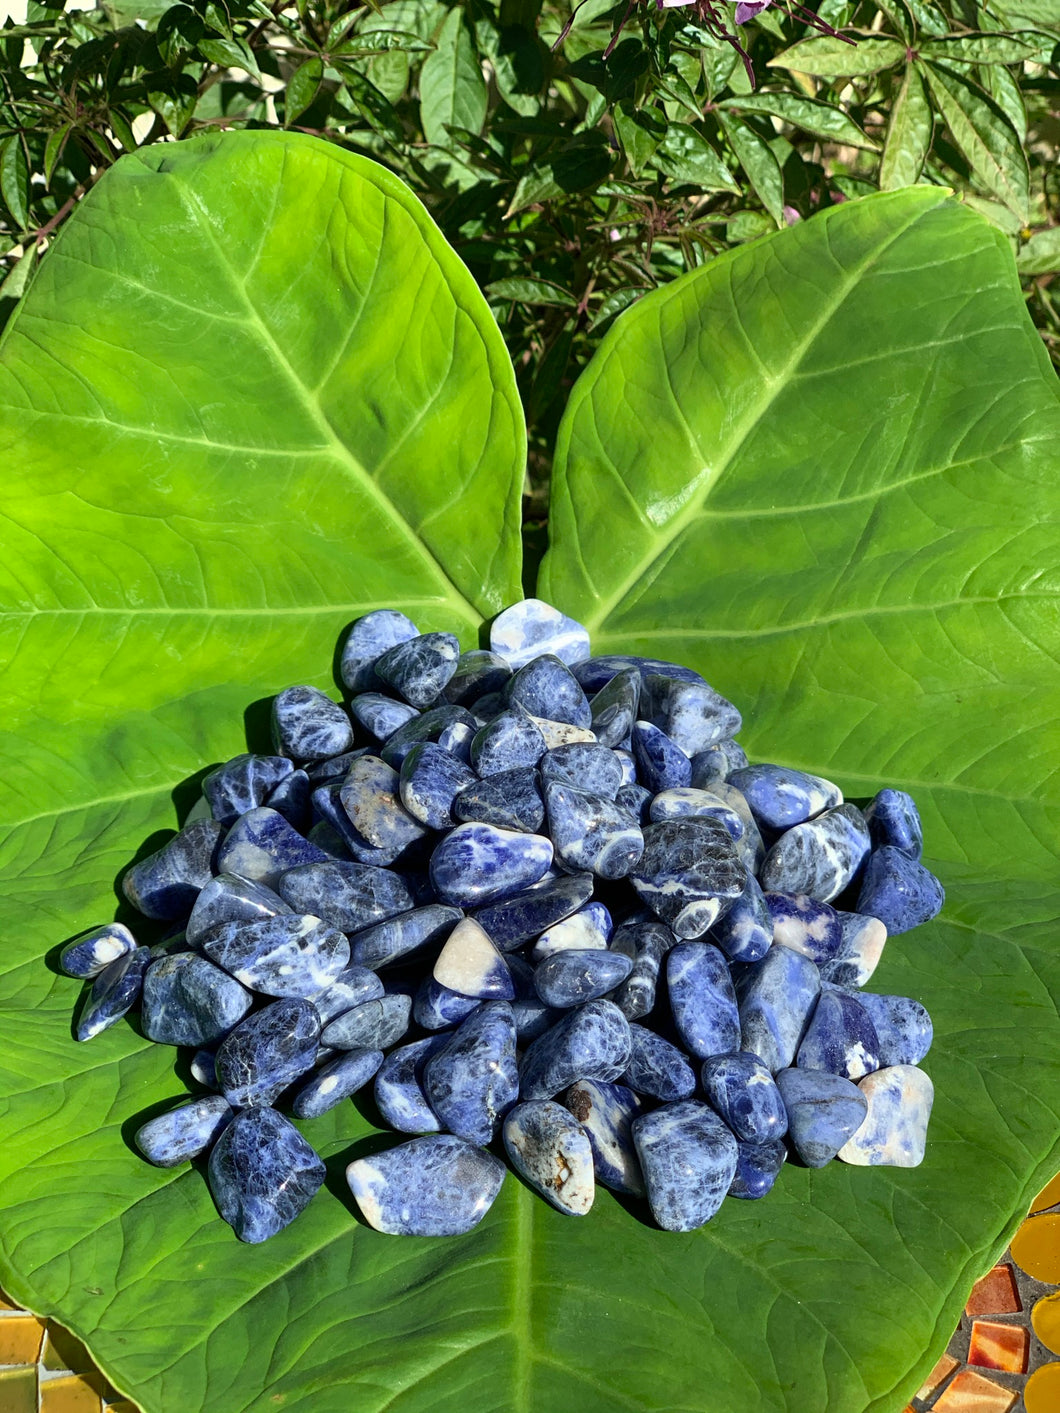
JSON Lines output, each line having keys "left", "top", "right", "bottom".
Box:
{"left": 917, "top": 1351, "right": 959, "bottom": 1399}
{"left": 967, "top": 1318, "right": 1028, "bottom": 1373}
{"left": 1024, "top": 1361, "right": 1060, "bottom": 1413}
{"left": 0, "top": 1366, "right": 38, "bottom": 1413}
{"left": 932, "top": 1368, "right": 1017, "bottom": 1412}
{"left": 1031, "top": 1290, "right": 1060, "bottom": 1356}
{"left": 965, "top": 1263, "right": 1022, "bottom": 1317}
{"left": 1030, "top": 1171, "right": 1060, "bottom": 1215}
{"left": 0, "top": 1311, "right": 46, "bottom": 1363}
{"left": 42, "top": 1324, "right": 96, "bottom": 1373}
{"left": 1011, "top": 1214, "right": 1060, "bottom": 1283}
{"left": 39, "top": 1372, "right": 106, "bottom": 1413}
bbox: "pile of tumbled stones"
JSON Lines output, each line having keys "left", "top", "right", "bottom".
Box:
{"left": 59, "top": 598, "right": 944, "bottom": 1242}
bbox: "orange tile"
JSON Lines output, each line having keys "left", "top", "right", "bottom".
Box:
{"left": 965, "top": 1264, "right": 1022, "bottom": 1316}
{"left": 0, "top": 1366, "right": 38, "bottom": 1413}
{"left": 42, "top": 1323, "right": 96, "bottom": 1374}
{"left": 1012, "top": 1213, "right": 1060, "bottom": 1282}
{"left": 1033, "top": 1291, "right": 1060, "bottom": 1356}
{"left": 1025, "top": 1362, "right": 1060, "bottom": 1413}
{"left": 916, "top": 1351, "right": 959, "bottom": 1400}
{"left": 968, "top": 1318, "right": 1028, "bottom": 1372}
{"left": 1030, "top": 1169, "right": 1060, "bottom": 1214}
{"left": 933, "top": 1369, "right": 1017, "bottom": 1412}
{"left": 40, "top": 1372, "right": 106, "bottom": 1413}
{"left": 0, "top": 1311, "right": 47, "bottom": 1363}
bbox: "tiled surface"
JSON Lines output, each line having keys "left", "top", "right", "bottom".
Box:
{"left": 2, "top": 1169, "right": 1060, "bottom": 1411}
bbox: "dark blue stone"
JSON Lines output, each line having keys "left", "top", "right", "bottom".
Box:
{"left": 624, "top": 1024, "right": 696, "bottom": 1100}
{"left": 123, "top": 819, "right": 223, "bottom": 920}
{"left": 349, "top": 692, "right": 419, "bottom": 742}
{"left": 346, "top": 1134, "right": 505, "bottom": 1236}
{"left": 630, "top": 818, "right": 744, "bottom": 938}
{"left": 349, "top": 904, "right": 463, "bottom": 969}
{"left": 690, "top": 740, "right": 748, "bottom": 790}
{"left": 614, "top": 749, "right": 637, "bottom": 785}
{"left": 519, "top": 999, "right": 632, "bottom": 1099}
{"left": 612, "top": 919, "right": 673, "bottom": 1020}
{"left": 423, "top": 1000, "right": 519, "bottom": 1144}
{"left": 278, "top": 859, "right": 411, "bottom": 933}
{"left": 218, "top": 807, "right": 329, "bottom": 889}
{"left": 533, "top": 948, "right": 633, "bottom": 1008}
{"left": 648, "top": 787, "right": 744, "bottom": 841}
{"left": 615, "top": 782, "right": 653, "bottom": 825}
{"left": 710, "top": 781, "right": 765, "bottom": 873}
{"left": 310, "top": 784, "right": 414, "bottom": 867}
{"left": 452, "top": 766, "right": 545, "bottom": 833}
{"left": 727, "top": 764, "right": 842, "bottom": 831}
{"left": 856, "top": 847, "right": 944, "bottom": 934}
{"left": 544, "top": 782, "right": 644, "bottom": 880}
{"left": 374, "top": 1035, "right": 450, "bottom": 1132}
{"left": 630, "top": 719, "right": 692, "bottom": 793}
{"left": 190, "top": 1048, "right": 219, "bottom": 1089}
{"left": 667, "top": 941, "right": 740, "bottom": 1058}
{"left": 76, "top": 947, "right": 151, "bottom": 1040}
{"left": 413, "top": 976, "right": 481, "bottom": 1030}
{"left": 734, "top": 945, "right": 821, "bottom": 1072}
{"left": 290, "top": 1047, "right": 384, "bottom": 1118}
{"left": 470, "top": 691, "right": 505, "bottom": 723}
{"left": 135, "top": 1095, "right": 234, "bottom": 1166}
{"left": 701, "top": 1052, "right": 788, "bottom": 1142}
{"left": 379, "top": 704, "right": 479, "bottom": 770}
{"left": 437, "top": 718, "right": 475, "bottom": 762}
{"left": 321, "top": 992, "right": 411, "bottom": 1050}
{"left": 796, "top": 988, "right": 881, "bottom": 1080}
{"left": 429, "top": 822, "right": 552, "bottom": 908}
{"left": 209, "top": 1106, "right": 325, "bottom": 1242}
{"left": 642, "top": 674, "right": 742, "bottom": 757}
{"left": 374, "top": 632, "right": 461, "bottom": 709}
{"left": 203, "top": 754, "right": 294, "bottom": 827}
{"left": 272, "top": 685, "right": 353, "bottom": 762}
{"left": 141, "top": 951, "right": 253, "bottom": 1046}
{"left": 775, "top": 1067, "right": 868, "bottom": 1167}
{"left": 539, "top": 743, "right": 623, "bottom": 800}
{"left": 729, "top": 1138, "right": 787, "bottom": 1199}
{"left": 632, "top": 1100, "right": 739, "bottom": 1231}
{"left": 399, "top": 742, "right": 476, "bottom": 829}
{"left": 214, "top": 999, "right": 321, "bottom": 1107}
{"left": 472, "top": 872, "right": 594, "bottom": 950}
{"left": 60, "top": 923, "right": 137, "bottom": 979}
{"left": 340, "top": 609, "right": 420, "bottom": 693}
{"left": 817, "top": 911, "right": 888, "bottom": 989}
{"left": 864, "top": 788, "right": 923, "bottom": 860}
{"left": 339, "top": 756, "right": 428, "bottom": 855}
{"left": 854, "top": 992, "right": 933, "bottom": 1066}
{"left": 504, "top": 654, "right": 591, "bottom": 728}
{"left": 311, "top": 964, "right": 384, "bottom": 1024}
{"left": 710, "top": 866, "right": 773, "bottom": 963}
{"left": 760, "top": 804, "right": 871, "bottom": 903}
{"left": 572, "top": 656, "right": 703, "bottom": 694}
{"left": 187, "top": 873, "right": 292, "bottom": 945}
{"left": 765, "top": 892, "right": 842, "bottom": 963}
{"left": 443, "top": 649, "right": 513, "bottom": 706}
{"left": 588, "top": 667, "right": 640, "bottom": 749}
{"left": 265, "top": 769, "right": 311, "bottom": 831}
{"left": 470, "top": 704, "right": 547, "bottom": 777}
{"left": 306, "top": 750, "right": 367, "bottom": 786}
{"left": 201, "top": 914, "right": 349, "bottom": 998}
{"left": 564, "top": 1079, "right": 646, "bottom": 1195}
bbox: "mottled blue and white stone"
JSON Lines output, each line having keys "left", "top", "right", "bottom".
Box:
{"left": 728, "top": 764, "right": 842, "bottom": 831}
{"left": 837, "top": 1064, "right": 933, "bottom": 1166}
{"left": 667, "top": 941, "right": 741, "bottom": 1058}
{"left": 700, "top": 1051, "right": 788, "bottom": 1143}
{"left": 423, "top": 1001, "right": 519, "bottom": 1144}
{"left": 853, "top": 992, "right": 933, "bottom": 1066}
{"left": 190, "top": 1048, "right": 219, "bottom": 1089}
{"left": 340, "top": 756, "right": 428, "bottom": 855}
{"left": 856, "top": 847, "right": 944, "bottom": 934}
{"left": 135, "top": 1095, "right": 234, "bottom": 1166}
{"left": 374, "top": 1035, "right": 450, "bottom": 1133}
{"left": 505, "top": 654, "right": 592, "bottom": 728}
{"left": 775, "top": 1067, "right": 868, "bottom": 1167}
{"left": 141, "top": 951, "right": 253, "bottom": 1046}
{"left": 310, "top": 964, "right": 384, "bottom": 1024}
{"left": 490, "top": 599, "right": 591, "bottom": 669}
{"left": 531, "top": 903, "right": 612, "bottom": 961}
{"left": 544, "top": 782, "right": 644, "bottom": 880}
{"left": 413, "top": 977, "right": 481, "bottom": 1030}
{"left": 533, "top": 948, "right": 632, "bottom": 1009}
{"left": 706, "top": 781, "right": 765, "bottom": 873}
{"left": 308, "top": 750, "right": 366, "bottom": 785}
{"left": 214, "top": 999, "right": 321, "bottom": 1108}
{"left": 624, "top": 1024, "right": 696, "bottom": 1101}
{"left": 630, "top": 720, "right": 692, "bottom": 793}
{"left": 690, "top": 740, "right": 748, "bottom": 790}
{"left": 766, "top": 892, "right": 842, "bottom": 964}
{"left": 340, "top": 609, "right": 420, "bottom": 692}
{"left": 203, "top": 753, "right": 294, "bottom": 827}
{"left": 278, "top": 859, "right": 411, "bottom": 934}
{"left": 472, "top": 873, "right": 594, "bottom": 950}
{"left": 503, "top": 1100, "right": 594, "bottom": 1215}
{"left": 564, "top": 1079, "right": 645, "bottom": 1195}
{"left": 611, "top": 919, "right": 672, "bottom": 1020}
{"left": 710, "top": 867, "right": 773, "bottom": 964}
{"left": 312, "top": 783, "right": 417, "bottom": 868}
{"left": 349, "top": 692, "right": 420, "bottom": 742}
{"left": 796, "top": 989, "right": 880, "bottom": 1081}
{"left": 615, "top": 783, "right": 653, "bottom": 825}
{"left": 201, "top": 914, "right": 349, "bottom": 998}
{"left": 60, "top": 922, "right": 137, "bottom": 979}
{"left": 539, "top": 743, "right": 623, "bottom": 801}
{"left": 818, "top": 911, "right": 888, "bottom": 989}
{"left": 437, "top": 719, "right": 475, "bottom": 763}
{"left": 255, "top": 770, "right": 309, "bottom": 831}
{"left": 642, "top": 674, "right": 742, "bottom": 757}
{"left": 290, "top": 1047, "right": 383, "bottom": 1118}
{"left": 429, "top": 822, "right": 553, "bottom": 908}
{"left": 630, "top": 818, "right": 745, "bottom": 939}
{"left": 217, "top": 807, "right": 328, "bottom": 890}
{"left": 759, "top": 804, "right": 871, "bottom": 903}
{"left": 272, "top": 685, "right": 353, "bottom": 762}
{"left": 443, "top": 649, "right": 513, "bottom": 706}
{"left": 349, "top": 904, "right": 463, "bottom": 970}
{"left": 528, "top": 716, "right": 597, "bottom": 749}
{"left": 122, "top": 819, "right": 223, "bottom": 920}
{"left": 209, "top": 1106, "right": 325, "bottom": 1243}
{"left": 321, "top": 992, "right": 411, "bottom": 1050}
{"left": 399, "top": 742, "right": 476, "bottom": 830}
{"left": 864, "top": 788, "right": 923, "bottom": 860}
{"left": 374, "top": 632, "right": 461, "bottom": 709}
{"left": 589, "top": 668, "right": 640, "bottom": 749}
{"left": 614, "top": 749, "right": 637, "bottom": 785}
{"left": 433, "top": 917, "right": 515, "bottom": 1000}
{"left": 76, "top": 947, "right": 152, "bottom": 1040}
{"left": 649, "top": 787, "right": 745, "bottom": 841}
{"left": 452, "top": 766, "right": 545, "bottom": 834}
{"left": 735, "top": 946, "right": 821, "bottom": 1073}
{"left": 470, "top": 705, "right": 548, "bottom": 777}
{"left": 380, "top": 705, "right": 479, "bottom": 770}
{"left": 729, "top": 1138, "right": 787, "bottom": 1200}
{"left": 520, "top": 999, "right": 632, "bottom": 1099}
{"left": 632, "top": 1100, "right": 739, "bottom": 1231}
{"left": 572, "top": 655, "right": 703, "bottom": 694}
{"left": 347, "top": 1134, "right": 506, "bottom": 1236}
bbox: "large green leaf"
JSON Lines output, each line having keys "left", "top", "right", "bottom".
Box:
{"left": 541, "top": 186, "right": 1060, "bottom": 1407}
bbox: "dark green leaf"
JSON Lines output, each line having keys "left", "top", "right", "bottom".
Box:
{"left": 919, "top": 30, "right": 1052, "bottom": 63}
{"left": 719, "top": 92, "right": 879, "bottom": 149}
{"left": 147, "top": 72, "right": 198, "bottom": 137}
{"left": 418, "top": 7, "right": 487, "bottom": 148}
{"left": 333, "top": 63, "right": 404, "bottom": 142}
{"left": 0, "top": 136, "right": 29, "bottom": 230}
{"left": 717, "top": 111, "right": 784, "bottom": 226}
{"left": 528, "top": 315, "right": 575, "bottom": 424}
{"left": 984, "top": 62, "right": 1028, "bottom": 145}
{"left": 108, "top": 108, "right": 137, "bottom": 154}
{"left": 649, "top": 123, "right": 740, "bottom": 192}
{"left": 198, "top": 34, "right": 260, "bottom": 75}
{"left": 285, "top": 57, "right": 323, "bottom": 125}
{"left": 588, "top": 284, "right": 645, "bottom": 329}
{"left": 612, "top": 102, "right": 666, "bottom": 178}
{"left": 504, "top": 135, "right": 612, "bottom": 214}
{"left": 922, "top": 61, "right": 1029, "bottom": 221}
{"left": 879, "top": 63, "right": 932, "bottom": 189}
{"left": 769, "top": 33, "right": 907, "bottom": 77}
{"left": 1018, "top": 225, "right": 1060, "bottom": 274}
{"left": 43, "top": 122, "right": 72, "bottom": 187}
{"left": 487, "top": 276, "right": 577, "bottom": 306}
{"left": 655, "top": 68, "right": 701, "bottom": 118}
{"left": 155, "top": 3, "right": 204, "bottom": 65}
{"left": 331, "top": 29, "right": 434, "bottom": 56}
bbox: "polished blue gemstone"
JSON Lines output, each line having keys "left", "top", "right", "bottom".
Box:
{"left": 429, "top": 822, "right": 552, "bottom": 908}
{"left": 544, "top": 782, "right": 644, "bottom": 880}
{"left": 700, "top": 1051, "right": 787, "bottom": 1143}
{"left": 533, "top": 948, "right": 632, "bottom": 1008}
{"left": 760, "top": 804, "right": 871, "bottom": 903}
{"left": 437, "top": 719, "right": 475, "bottom": 762}
{"left": 433, "top": 918, "right": 514, "bottom": 1000}
{"left": 214, "top": 999, "right": 320, "bottom": 1107}
{"left": 490, "top": 599, "right": 590, "bottom": 670}
{"left": 218, "top": 807, "right": 329, "bottom": 889}
{"left": 708, "top": 781, "right": 764, "bottom": 874}
{"left": 796, "top": 989, "right": 881, "bottom": 1080}
{"left": 818, "top": 911, "right": 888, "bottom": 988}
{"left": 452, "top": 766, "right": 544, "bottom": 834}
{"left": 374, "top": 1035, "right": 450, "bottom": 1132}
{"left": 141, "top": 950, "right": 253, "bottom": 1046}
{"left": 374, "top": 632, "right": 460, "bottom": 709}
{"left": 311, "top": 964, "right": 384, "bottom": 1024}
{"left": 503, "top": 654, "right": 591, "bottom": 728}
{"left": 734, "top": 946, "right": 821, "bottom": 1072}
{"left": 349, "top": 904, "right": 463, "bottom": 970}
{"left": 347, "top": 1134, "right": 506, "bottom": 1236}
{"left": 853, "top": 992, "right": 933, "bottom": 1066}
{"left": 278, "top": 858, "right": 411, "bottom": 933}
{"left": 423, "top": 1000, "right": 519, "bottom": 1144}
{"left": 340, "top": 609, "right": 420, "bottom": 693}
{"left": 728, "top": 764, "right": 842, "bottom": 831}
{"left": 503, "top": 1100, "right": 595, "bottom": 1215}
{"left": 631, "top": 818, "right": 744, "bottom": 939}
{"left": 272, "top": 685, "right": 353, "bottom": 762}
{"left": 76, "top": 947, "right": 151, "bottom": 1040}
{"left": 413, "top": 977, "right": 481, "bottom": 1030}
{"left": 856, "top": 847, "right": 944, "bottom": 934}
{"left": 837, "top": 1064, "right": 933, "bottom": 1167}
{"left": 472, "top": 873, "right": 594, "bottom": 951}
{"left": 571, "top": 656, "right": 702, "bottom": 694}
{"left": 201, "top": 914, "right": 349, "bottom": 998}
{"left": 667, "top": 941, "right": 740, "bottom": 1058}
{"left": 775, "top": 1067, "right": 868, "bottom": 1167}
{"left": 349, "top": 692, "right": 419, "bottom": 742}
{"left": 615, "top": 783, "right": 653, "bottom": 825}
{"left": 624, "top": 1024, "right": 696, "bottom": 1100}
{"left": 307, "top": 750, "right": 367, "bottom": 786}
{"left": 729, "top": 1137, "right": 787, "bottom": 1199}
{"left": 399, "top": 741, "right": 476, "bottom": 829}
{"left": 290, "top": 1047, "right": 384, "bottom": 1118}
{"left": 649, "top": 787, "right": 745, "bottom": 840}
{"left": 614, "top": 749, "right": 637, "bottom": 784}
{"left": 563, "top": 1079, "right": 645, "bottom": 1195}
{"left": 539, "top": 743, "right": 623, "bottom": 800}
{"left": 379, "top": 704, "right": 478, "bottom": 771}
{"left": 135, "top": 1095, "right": 233, "bottom": 1166}
{"left": 610, "top": 920, "right": 672, "bottom": 1020}
{"left": 709, "top": 866, "right": 773, "bottom": 964}
{"left": 864, "top": 788, "right": 923, "bottom": 860}
{"left": 339, "top": 755, "right": 428, "bottom": 855}
{"left": 690, "top": 740, "right": 748, "bottom": 790}
{"left": 519, "top": 999, "right": 631, "bottom": 1099}
{"left": 321, "top": 992, "right": 411, "bottom": 1050}
{"left": 642, "top": 674, "right": 742, "bottom": 757}
{"left": 470, "top": 704, "right": 547, "bottom": 777}
{"left": 209, "top": 1106, "right": 325, "bottom": 1242}
{"left": 632, "top": 1100, "right": 739, "bottom": 1231}
{"left": 765, "top": 892, "right": 842, "bottom": 964}
{"left": 630, "top": 720, "right": 692, "bottom": 793}
{"left": 265, "top": 769, "right": 311, "bottom": 831}
{"left": 532, "top": 903, "right": 612, "bottom": 962}
{"left": 588, "top": 668, "right": 640, "bottom": 750}
{"left": 190, "top": 1048, "right": 219, "bottom": 1089}
{"left": 123, "top": 819, "right": 223, "bottom": 920}
{"left": 60, "top": 922, "right": 137, "bottom": 979}
{"left": 443, "top": 649, "right": 513, "bottom": 706}
{"left": 311, "top": 784, "right": 402, "bottom": 867}
{"left": 203, "top": 753, "right": 294, "bottom": 827}
{"left": 305, "top": 818, "right": 354, "bottom": 863}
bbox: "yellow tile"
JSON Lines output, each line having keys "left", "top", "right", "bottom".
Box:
{"left": 1030, "top": 1168, "right": 1060, "bottom": 1214}
{"left": 40, "top": 1372, "right": 106, "bottom": 1413}
{"left": 0, "top": 1311, "right": 47, "bottom": 1363}
{"left": 42, "top": 1323, "right": 96, "bottom": 1374}
{"left": 1033, "top": 1291, "right": 1060, "bottom": 1357}
{"left": 1011, "top": 1213, "right": 1060, "bottom": 1282}
{"left": 103, "top": 1403, "right": 139, "bottom": 1413}
{"left": 0, "top": 1286, "right": 24, "bottom": 1313}
{"left": 0, "top": 1366, "right": 38, "bottom": 1413}
{"left": 1025, "top": 1361, "right": 1060, "bottom": 1413}
{"left": 916, "top": 1351, "right": 959, "bottom": 1400}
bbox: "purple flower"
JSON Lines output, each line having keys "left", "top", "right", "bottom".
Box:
{"left": 733, "top": 0, "right": 772, "bottom": 21}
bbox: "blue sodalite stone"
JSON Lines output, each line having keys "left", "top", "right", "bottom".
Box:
{"left": 190, "top": 1048, "right": 219, "bottom": 1089}
{"left": 272, "top": 686, "right": 353, "bottom": 762}
{"left": 504, "top": 654, "right": 591, "bottom": 729}
{"left": 374, "top": 632, "right": 460, "bottom": 708}
{"left": 311, "top": 785, "right": 393, "bottom": 866}
{"left": 572, "top": 656, "right": 703, "bottom": 694}
{"left": 631, "top": 720, "right": 692, "bottom": 793}
{"left": 614, "top": 749, "right": 637, "bottom": 785}
{"left": 347, "top": 1134, "right": 506, "bottom": 1236}
{"left": 511, "top": 995, "right": 560, "bottom": 1042}
{"left": 209, "top": 1106, "right": 325, "bottom": 1243}
{"left": 423, "top": 1000, "right": 519, "bottom": 1144}
{"left": 667, "top": 941, "right": 740, "bottom": 1058}
{"left": 470, "top": 691, "right": 505, "bottom": 722}
{"left": 349, "top": 692, "right": 419, "bottom": 742}
{"left": 588, "top": 668, "right": 640, "bottom": 749}
{"left": 135, "top": 1095, "right": 234, "bottom": 1166}
{"left": 339, "top": 756, "right": 428, "bottom": 855}
{"left": 472, "top": 872, "right": 594, "bottom": 950}
{"left": 429, "top": 822, "right": 552, "bottom": 907}
{"left": 533, "top": 948, "right": 632, "bottom": 1008}
{"left": 437, "top": 719, "right": 475, "bottom": 762}
{"left": 399, "top": 742, "right": 476, "bottom": 830}
{"left": 122, "top": 819, "right": 222, "bottom": 920}
{"left": 413, "top": 977, "right": 481, "bottom": 1030}
{"left": 701, "top": 1051, "right": 787, "bottom": 1143}
{"left": 203, "top": 753, "right": 294, "bottom": 827}
{"left": 265, "top": 769, "right": 311, "bottom": 831}
{"left": 708, "top": 781, "right": 764, "bottom": 873}
{"left": 503, "top": 1100, "right": 594, "bottom": 1215}
{"left": 765, "top": 892, "right": 842, "bottom": 964}
{"left": 290, "top": 1046, "right": 383, "bottom": 1118}
{"left": 775, "top": 1067, "right": 868, "bottom": 1167}
{"left": 443, "top": 649, "right": 512, "bottom": 706}
{"left": 630, "top": 818, "right": 744, "bottom": 938}
{"left": 217, "top": 807, "right": 328, "bottom": 889}
{"left": 311, "top": 964, "right": 384, "bottom": 1024}
{"left": 544, "top": 782, "right": 644, "bottom": 880}
{"left": 856, "top": 847, "right": 944, "bottom": 934}
{"left": 759, "top": 804, "right": 871, "bottom": 903}
{"left": 729, "top": 1138, "right": 787, "bottom": 1199}
{"left": 838, "top": 1064, "right": 933, "bottom": 1166}
{"left": 307, "top": 750, "right": 367, "bottom": 785}
{"left": 433, "top": 918, "right": 514, "bottom": 1000}
{"left": 615, "top": 783, "right": 653, "bottom": 825}
{"left": 452, "top": 766, "right": 545, "bottom": 834}
{"left": 690, "top": 740, "right": 748, "bottom": 790}
{"left": 76, "top": 947, "right": 151, "bottom": 1040}
{"left": 649, "top": 787, "right": 744, "bottom": 840}
{"left": 818, "top": 911, "right": 888, "bottom": 988}
{"left": 728, "top": 764, "right": 842, "bottom": 831}
{"left": 374, "top": 1035, "right": 450, "bottom": 1132}
{"left": 321, "top": 992, "right": 411, "bottom": 1050}
{"left": 612, "top": 920, "right": 673, "bottom": 1020}
{"left": 796, "top": 989, "right": 880, "bottom": 1080}
{"left": 141, "top": 951, "right": 253, "bottom": 1046}
{"left": 519, "top": 999, "right": 631, "bottom": 1099}
{"left": 853, "top": 992, "right": 933, "bottom": 1066}
{"left": 277, "top": 859, "right": 411, "bottom": 934}
{"left": 710, "top": 866, "right": 773, "bottom": 964}
{"left": 864, "top": 788, "right": 923, "bottom": 860}
{"left": 340, "top": 609, "right": 420, "bottom": 692}
{"left": 624, "top": 1024, "right": 696, "bottom": 1101}
{"left": 642, "top": 674, "right": 742, "bottom": 757}
{"left": 564, "top": 1079, "right": 645, "bottom": 1195}
{"left": 531, "top": 902, "right": 612, "bottom": 961}
{"left": 201, "top": 914, "right": 349, "bottom": 998}
{"left": 539, "top": 743, "right": 623, "bottom": 800}
{"left": 379, "top": 704, "right": 479, "bottom": 770}
{"left": 349, "top": 904, "right": 463, "bottom": 969}
{"left": 735, "top": 946, "right": 821, "bottom": 1072}
{"left": 214, "top": 999, "right": 320, "bottom": 1107}
{"left": 60, "top": 923, "right": 137, "bottom": 979}
{"left": 490, "top": 599, "right": 590, "bottom": 669}
{"left": 470, "top": 705, "right": 547, "bottom": 777}
{"left": 632, "top": 1100, "right": 739, "bottom": 1231}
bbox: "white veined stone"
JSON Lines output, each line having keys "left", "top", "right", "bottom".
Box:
{"left": 433, "top": 918, "right": 512, "bottom": 999}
